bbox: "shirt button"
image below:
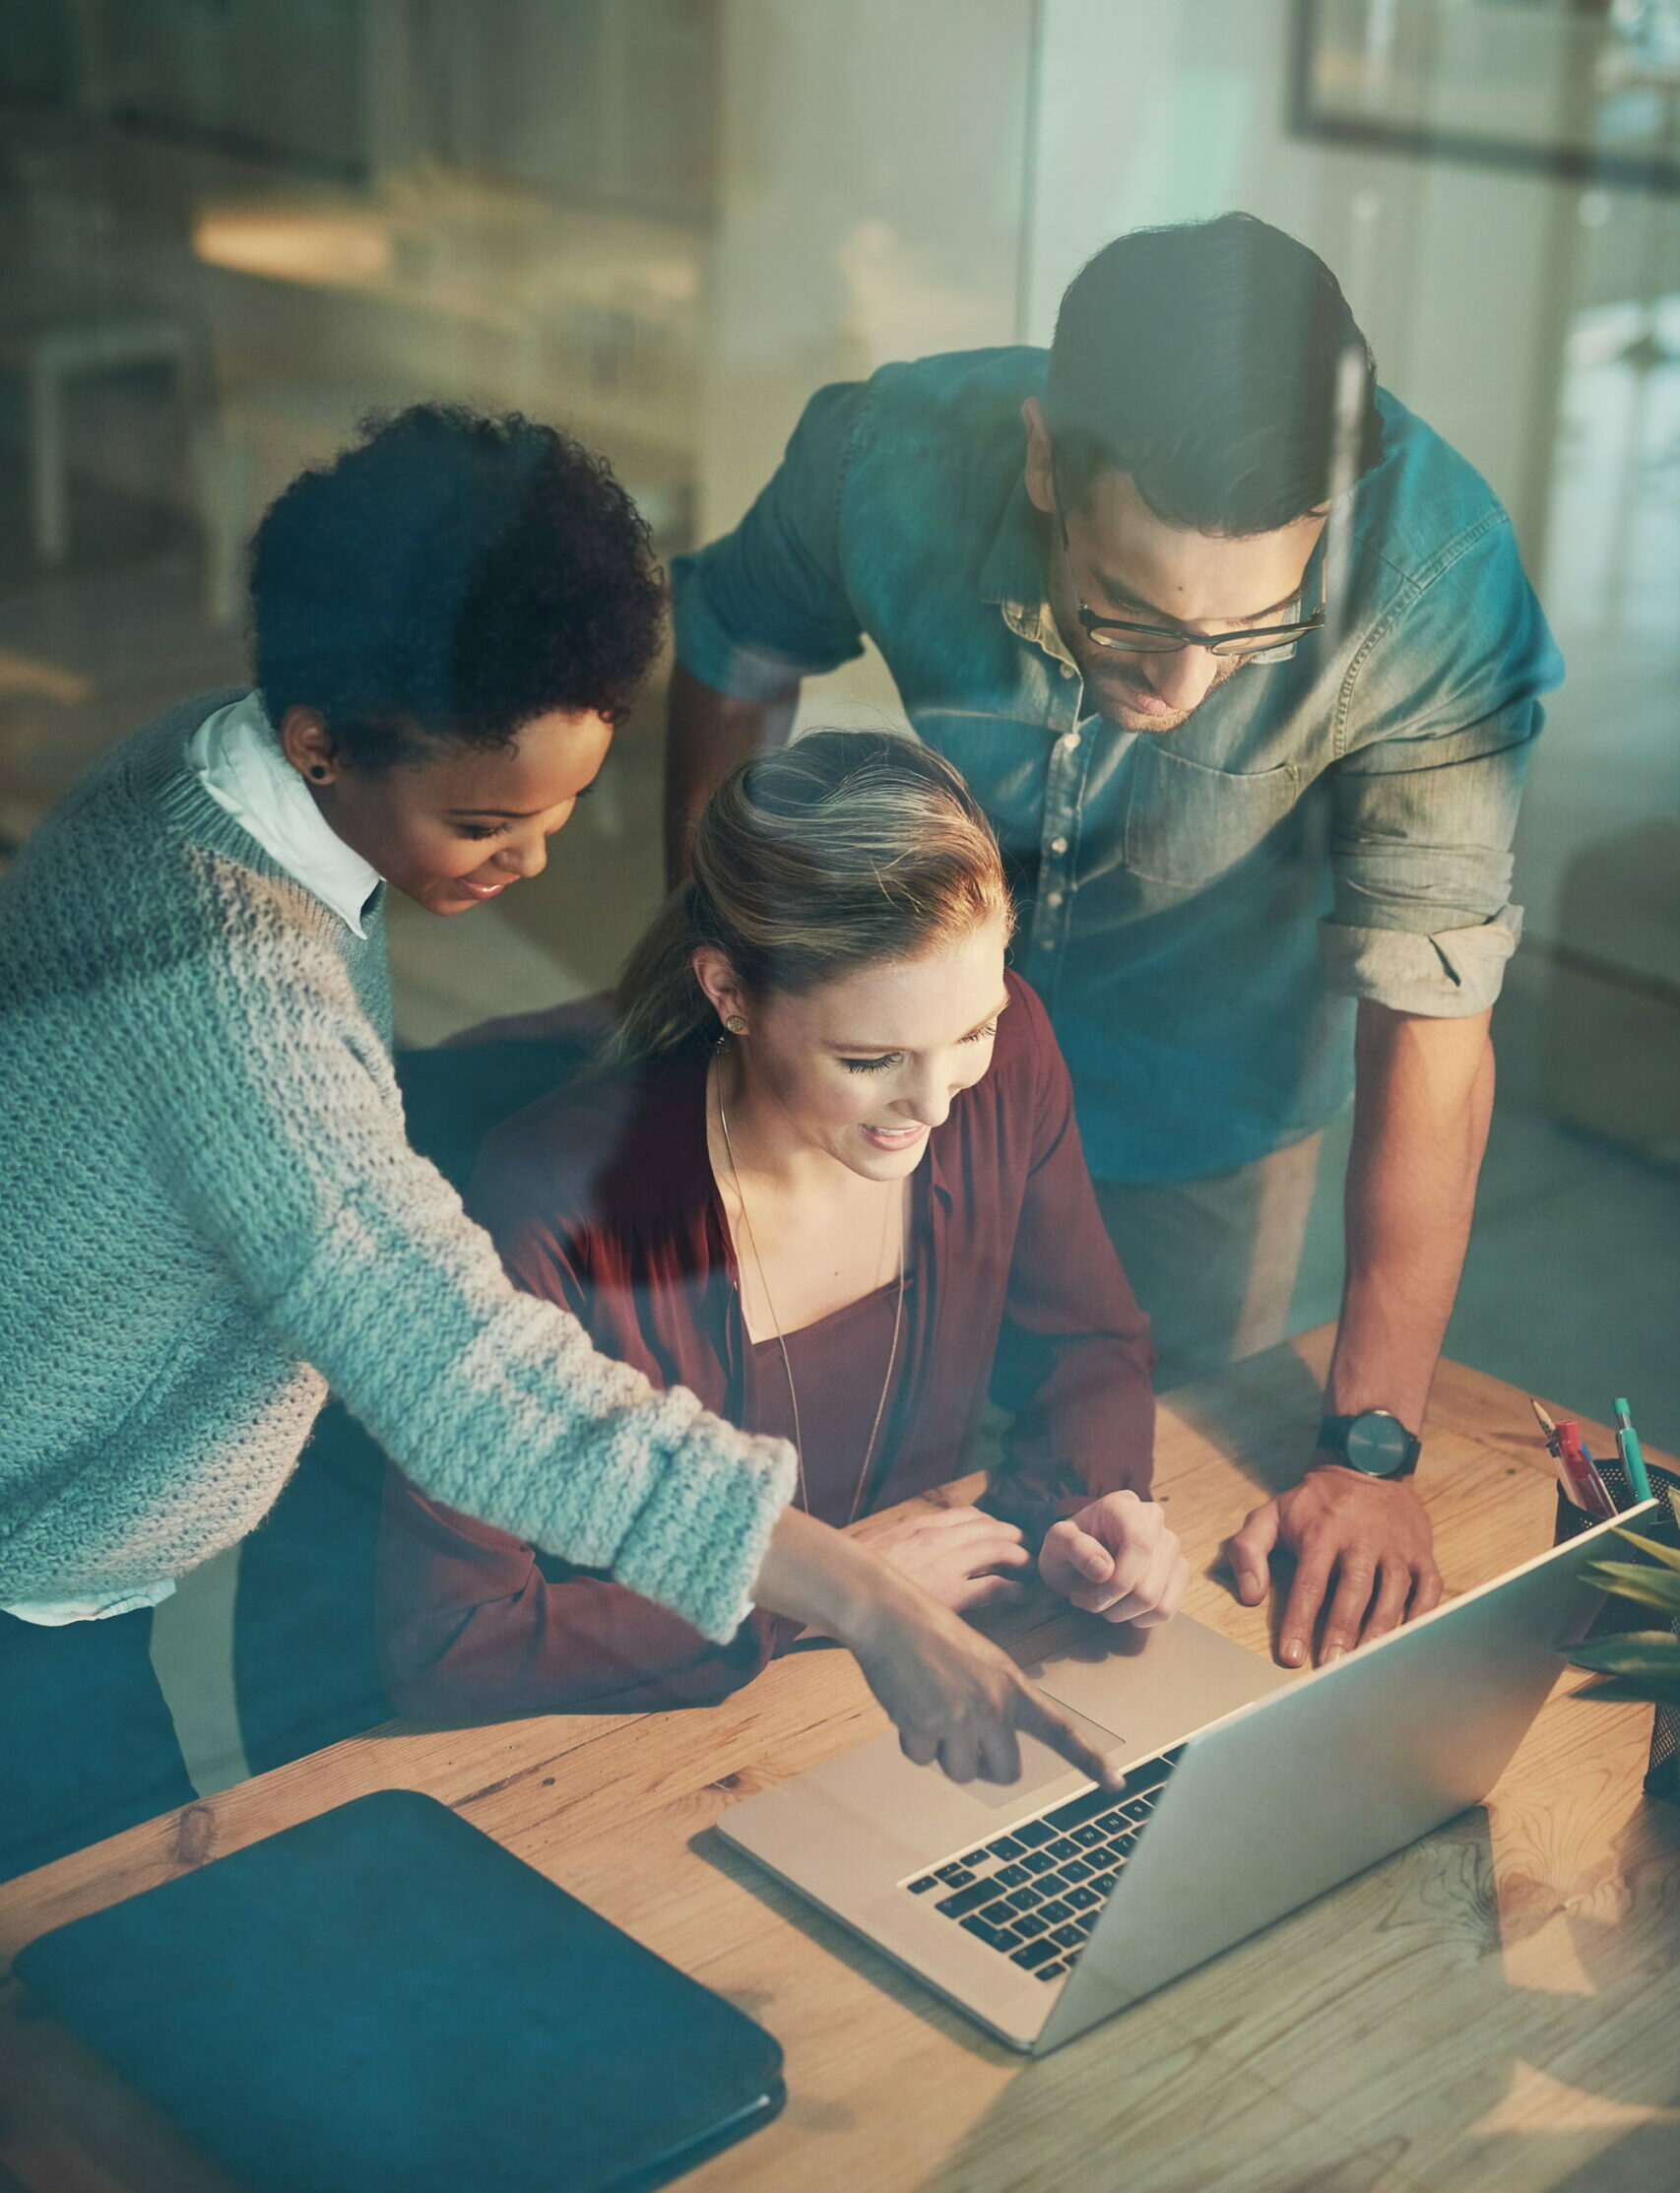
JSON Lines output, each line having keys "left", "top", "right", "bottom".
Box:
{"left": 1045, "top": 889, "right": 1065, "bottom": 910}
{"left": 1050, "top": 835, "right": 1068, "bottom": 855}
{"left": 1061, "top": 731, "right": 1081, "bottom": 753}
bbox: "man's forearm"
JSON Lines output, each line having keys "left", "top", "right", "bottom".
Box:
{"left": 1325, "top": 1002, "right": 1496, "bottom": 1434}
{"left": 664, "top": 663, "right": 800, "bottom": 884}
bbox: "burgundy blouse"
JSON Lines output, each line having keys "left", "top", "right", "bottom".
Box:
{"left": 378, "top": 973, "right": 1154, "bottom": 1719}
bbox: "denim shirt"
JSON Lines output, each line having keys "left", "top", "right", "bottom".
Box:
{"left": 673, "top": 348, "right": 1562, "bottom": 1184}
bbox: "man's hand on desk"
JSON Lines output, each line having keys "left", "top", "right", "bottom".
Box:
{"left": 1224, "top": 1468, "right": 1443, "bottom": 1667}
{"left": 1039, "top": 1490, "right": 1190, "bottom": 1627}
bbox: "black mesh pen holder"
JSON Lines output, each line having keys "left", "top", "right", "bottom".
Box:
{"left": 1554, "top": 1456, "right": 1680, "bottom": 1805}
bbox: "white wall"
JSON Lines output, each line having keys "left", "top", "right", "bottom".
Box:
{"left": 698, "top": 0, "right": 1037, "bottom": 728}
{"left": 1024, "top": 0, "right": 1586, "bottom": 564}
{"left": 699, "top": 0, "right": 1036, "bottom": 538}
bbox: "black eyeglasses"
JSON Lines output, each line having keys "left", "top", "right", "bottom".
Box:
{"left": 1056, "top": 508, "right": 1326, "bottom": 660}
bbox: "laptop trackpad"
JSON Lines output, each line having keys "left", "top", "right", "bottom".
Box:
{"left": 1031, "top": 1612, "right": 1287, "bottom": 1763}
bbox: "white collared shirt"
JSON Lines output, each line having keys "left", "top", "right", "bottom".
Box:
{"left": 186, "top": 691, "right": 383, "bottom": 935}
{"left": 4, "top": 693, "right": 384, "bottom": 1630}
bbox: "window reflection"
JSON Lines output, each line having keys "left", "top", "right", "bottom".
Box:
{"left": 0, "top": 0, "right": 1675, "bottom": 1810}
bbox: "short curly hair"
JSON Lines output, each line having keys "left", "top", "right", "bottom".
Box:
{"left": 249, "top": 404, "right": 666, "bottom": 767}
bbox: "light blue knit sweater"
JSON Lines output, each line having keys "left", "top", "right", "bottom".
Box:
{"left": 0, "top": 695, "right": 794, "bottom": 1641}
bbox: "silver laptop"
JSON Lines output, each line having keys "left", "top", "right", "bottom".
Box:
{"left": 720, "top": 1504, "right": 1644, "bottom": 2053}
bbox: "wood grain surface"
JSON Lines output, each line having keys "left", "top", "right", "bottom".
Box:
{"left": 2, "top": 1330, "right": 1675, "bottom": 2193}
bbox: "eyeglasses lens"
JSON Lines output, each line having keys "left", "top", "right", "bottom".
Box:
{"left": 1087, "top": 620, "right": 1318, "bottom": 657}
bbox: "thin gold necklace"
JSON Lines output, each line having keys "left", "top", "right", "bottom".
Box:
{"left": 713, "top": 1054, "right": 907, "bottom": 1526}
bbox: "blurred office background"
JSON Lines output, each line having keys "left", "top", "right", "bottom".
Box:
{"left": 1, "top": 0, "right": 1676, "bottom": 1780}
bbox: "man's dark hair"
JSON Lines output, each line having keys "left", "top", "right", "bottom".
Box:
{"left": 249, "top": 404, "right": 665, "bottom": 766}
{"left": 1046, "top": 213, "right": 1385, "bottom": 537}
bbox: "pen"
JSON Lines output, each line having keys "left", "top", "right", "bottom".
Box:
{"left": 1530, "top": 1396, "right": 1622, "bottom": 1518}
{"left": 1614, "top": 1396, "right": 1654, "bottom": 1503}
{"left": 1556, "top": 1420, "right": 1616, "bottom": 1519}
{"left": 1530, "top": 1395, "right": 1581, "bottom": 1510}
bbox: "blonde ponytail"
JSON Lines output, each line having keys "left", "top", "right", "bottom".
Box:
{"left": 608, "top": 883, "right": 715, "bottom": 1064}
{"left": 603, "top": 731, "right": 1011, "bottom": 1068}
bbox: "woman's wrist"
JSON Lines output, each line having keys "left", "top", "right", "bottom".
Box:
{"left": 752, "top": 1507, "right": 908, "bottom": 1649}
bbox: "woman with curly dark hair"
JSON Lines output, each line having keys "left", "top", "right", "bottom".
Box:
{"left": 0, "top": 407, "right": 1108, "bottom": 1882}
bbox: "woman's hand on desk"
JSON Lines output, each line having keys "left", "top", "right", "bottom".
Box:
{"left": 1039, "top": 1491, "right": 1190, "bottom": 1627}
{"left": 847, "top": 1505, "right": 1034, "bottom": 1614}
{"left": 751, "top": 1508, "right": 1118, "bottom": 1788}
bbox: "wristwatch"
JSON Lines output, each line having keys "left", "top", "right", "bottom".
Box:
{"left": 1316, "top": 1409, "right": 1421, "bottom": 1479}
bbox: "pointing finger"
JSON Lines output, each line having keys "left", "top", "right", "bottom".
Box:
{"left": 1015, "top": 1681, "right": 1121, "bottom": 1788}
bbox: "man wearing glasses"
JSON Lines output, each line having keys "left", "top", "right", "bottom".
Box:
{"left": 664, "top": 214, "right": 1561, "bottom": 1671}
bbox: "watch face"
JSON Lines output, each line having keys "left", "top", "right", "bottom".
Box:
{"left": 1344, "top": 1411, "right": 1414, "bottom": 1474}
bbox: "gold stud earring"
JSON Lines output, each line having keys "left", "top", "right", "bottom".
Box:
{"left": 725, "top": 1014, "right": 747, "bottom": 1035}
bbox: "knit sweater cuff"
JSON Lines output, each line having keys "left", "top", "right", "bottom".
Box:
{"left": 610, "top": 1420, "right": 796, "bottom": 1645}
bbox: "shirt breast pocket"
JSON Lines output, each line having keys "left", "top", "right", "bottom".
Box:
{"left": 1123, "top": 742, "right": 1302, "bottom": 892}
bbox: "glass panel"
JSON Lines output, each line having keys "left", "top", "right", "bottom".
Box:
{"left": 1, "top": 0, "right": 1674, "bottom": 1883}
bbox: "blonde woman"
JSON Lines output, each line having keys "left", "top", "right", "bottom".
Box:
{"left": 381, "top": 733, "right": 1185, "bottom": 1749}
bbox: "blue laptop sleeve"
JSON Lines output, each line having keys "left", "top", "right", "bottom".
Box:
{"left": 14, "top": 1788, "right": 784, "bottom": 2193}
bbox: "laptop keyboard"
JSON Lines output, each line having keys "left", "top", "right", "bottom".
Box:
{"left": 900, "top": 1746, "right": 1184, "bottom": 1984}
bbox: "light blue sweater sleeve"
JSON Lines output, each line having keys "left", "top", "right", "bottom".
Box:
{"left": 126, "top": 861, "right": 795, "bottom": 1645}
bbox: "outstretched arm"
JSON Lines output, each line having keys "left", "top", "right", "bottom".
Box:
{"left": 1225, "top": 500, "right": 1558, "bottom": 1664}
{"left": 377, "top": 1471, "right": 789, "bottom": 1720}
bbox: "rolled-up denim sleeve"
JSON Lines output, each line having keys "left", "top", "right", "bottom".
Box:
{"left": 1322, "top": 512, "right": 1563, "bottom": 1017}
{"left": 671, "top": 378, "right": 870, "bottom": 699}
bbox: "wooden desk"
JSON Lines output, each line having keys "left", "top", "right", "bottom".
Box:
{"left": 3, "top": 1332, "right": 1676, "bottom": 2193}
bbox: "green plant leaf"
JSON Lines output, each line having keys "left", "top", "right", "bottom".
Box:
{"left": 1569, "top": 1633, "right": 1680, "bottom": 1681}
{"left": 1580, "top": 1560, "right": 1680, "bottom": 1616}
{"left": 1597, "top": 1524, "right": 1680, "bottom": 1577}
{"left": 1574, "top": 1672, "right": 1680, "bottom": 1707}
